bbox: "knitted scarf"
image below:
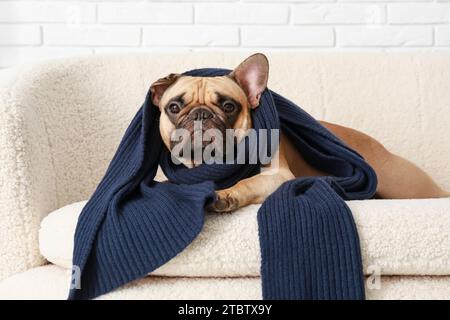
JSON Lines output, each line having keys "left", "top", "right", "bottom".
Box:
{"left": 68, "top": 68, "right": 377, "bottom": 300}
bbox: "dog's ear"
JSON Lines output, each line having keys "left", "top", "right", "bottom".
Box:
{"left": 230, "top": 53, "right": 269, "bottom": 108}
{"left": 150, "top": 73, "right": 181, "bottom": 106}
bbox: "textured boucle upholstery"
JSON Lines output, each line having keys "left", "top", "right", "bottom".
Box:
{"left": 1, "top": 53, "right": 450, "bottom": 290}
{"left": 39, "top": 198, "right": 450, "bottom": 278}
{"left": 1, "top": 265, "right": 450, "bottom": 300}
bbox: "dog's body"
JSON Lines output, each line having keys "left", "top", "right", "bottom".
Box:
{"left": 150, "top": 54, "right": 449, "bottom": 212}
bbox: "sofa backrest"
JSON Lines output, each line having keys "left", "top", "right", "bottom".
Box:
{"left": 9, "top": 53, "right": 450, "bottom": 206}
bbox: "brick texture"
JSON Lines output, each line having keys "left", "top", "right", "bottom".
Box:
{"left": 0, "top": 1, "right": 448, "bottom": 67}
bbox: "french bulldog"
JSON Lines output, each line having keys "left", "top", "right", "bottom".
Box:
{"left": 150, "top": 53, "right": 449, "bottom": 213}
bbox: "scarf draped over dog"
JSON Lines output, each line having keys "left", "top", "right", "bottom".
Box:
{"left": 68, "top": 68, "right": 377, "bottom": 300}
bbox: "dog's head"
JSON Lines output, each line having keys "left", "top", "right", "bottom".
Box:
{"left": 150, "top": 53, "right": 269, "bottom": 165}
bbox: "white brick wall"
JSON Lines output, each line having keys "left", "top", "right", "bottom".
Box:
{"left": 0, "top": 0, "right": 449, "bottom": 68}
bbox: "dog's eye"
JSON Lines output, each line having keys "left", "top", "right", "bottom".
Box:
{"left": 223, "top": 101, "right": 236, "bottom": 113}
{"left": 168, "top": 102, "right": 181, "bottom": 114}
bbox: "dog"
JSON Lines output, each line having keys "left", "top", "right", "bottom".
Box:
{"left": 150, "top": 53, "right": 449, "bottom": 213}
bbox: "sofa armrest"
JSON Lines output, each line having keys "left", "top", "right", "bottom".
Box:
{"left": 0, "top": 67, "right": 59, "bottom": 281}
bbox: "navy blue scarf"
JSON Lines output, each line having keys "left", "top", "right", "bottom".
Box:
{"left": 68, "top": 68, "right": 377, "bottom": 300}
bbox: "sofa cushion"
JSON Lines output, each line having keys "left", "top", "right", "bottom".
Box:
{"left": 39, "top": 198, "right": 450, "bottom": 277}
{"left": 1, "top": 265, "right": 450, "bottom": 300}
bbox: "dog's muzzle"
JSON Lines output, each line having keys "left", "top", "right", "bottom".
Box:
{"left": 188, "top": 107, "right": 214, "bottom": 121}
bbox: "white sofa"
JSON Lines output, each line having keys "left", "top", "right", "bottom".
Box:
{"left": 0, "top": 53, "right": 450, "bottom": 300}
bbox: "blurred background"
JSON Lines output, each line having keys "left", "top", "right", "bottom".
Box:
{"left": 0, "top": 0, "right": 449, "bottom": 68}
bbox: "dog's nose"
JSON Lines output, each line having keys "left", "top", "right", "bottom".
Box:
{"left": 189, "top": 107, "right": 213, "bottom": 121}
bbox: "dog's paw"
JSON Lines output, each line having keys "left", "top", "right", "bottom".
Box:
{"left": 207, "top": 189, "right": 240, "bottom": 213}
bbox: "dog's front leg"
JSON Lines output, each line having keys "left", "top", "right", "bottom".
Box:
{"left": 208, "top": 150, "right": 294, "bottom": 213}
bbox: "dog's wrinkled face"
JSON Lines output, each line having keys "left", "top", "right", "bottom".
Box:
{"left": 159, "top": 75, "right": 250, "bottom": 150}
{"left": 150, "top": 53, "right": 269, "bottom": 165}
